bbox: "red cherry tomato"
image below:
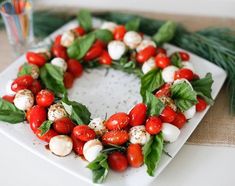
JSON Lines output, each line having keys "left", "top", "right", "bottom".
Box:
{"left": 73, "top": 26, "right": 85, "bottom": 36}
{"left": 67, "top": 59, "right": 83, "bottom": 77}
{"left": 113, "top": 25, "right": 126, "bottom": 40}
{"left": 172, "top": 112, "right": 187, "bottom": 129}
{"left": 155, "top": 53, "right": 171, "bottom": 69}
{"left": 99, "top": 50, "right": 112, "bottom": 65}
{"left": 2, "top": 95, "right": 14, "bottom": 103}
{"left": 84, "top": 45, "right": 103, "bottom": 61}
{"left": 127, "top": 144, "right": 144, "bottom": 168}
{"left": 11, "top": 75, "right": 34, "bottom": 92}
{"left": 71, "top": 133, "right": 85, "bottom": 155}
{"left": 29, "top": 105, "right": 47, "bottom": 132}
{"left": 179, "top": 51, "right": 190, "bottom": 61}
{"left": 129, "top": 103, "right": 147, "bottom": 126}
{"left": 93, "top": 40, "right": 106, "bottom": 49}
{"left": 174, "top": 68, "right": 194, "bottom": 81}
{"left": 136, "top": 46, "right": 156, "bottom": 64}
{"left": 102, "top": 130, "right": 129, "bottom": 145}
{"left": 156, "top": 47, "right": 167, "bottom": 55}
{"left": 145, "top": 116, "right": 162, "bottom": 135}
{"left": 36, "top": 89, "right": 54, "bottom": 107}
{"left": 51, "top": 44, "right": 68, "bottom": 60}
{"left": 54, "top": 35, "right": 62, "bottom": 46}
{"left": 35, "top": 129, "right": 58, "bottom": 143}
{"left": 29, "top": 80, "right": 42, "bottom": 95}
{"left": 72, "top": 125, "right": 96, "bottom": 142}
{"left": 108, "top": 152, "right": 128, "bottom": 172}
{"left": 64, "top": 72, "right": 75, "bottom": 89}
{"left": 155, "top": 83, "right": 171, "bottom": 98}
{"left": 26, "top": 52, "right": 47, "bottom": 67}
{"left": 53, "top": 117, "right": 75, "bottom": 134}
{"left": 193, "top": 74, "right": 200, "bottom": 80}
{"left": 160, "top": 106, "right": 176, "bottom": 123}
{"left": 105, "top": 112, "right": 130, "bottom": 130}
{"left": 196, "top": 97, "right": 207, "bottom": 112}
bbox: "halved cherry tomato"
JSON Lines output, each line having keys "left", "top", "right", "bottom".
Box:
{"left": 113, "top": 25, "right": 126, "bottom": 40}
{"left": 105, "top": 112, "right": 130, "bottom": 130}
{"left": 73, "top": 26, "right": 85, "bottom": 36}
{"left": 160, "top": 106, "right": 176, "bottom": 123}
{"left": 172, "top": 113, "right": 186, "bottom": 129}
{"left": 67, "top": 59, "right": 83, "bottom": 77}
{"left": 54, "top": 35, "right": 62, "bottom": 46}
{"left": 29, "top": 80, "right": 42, "bottom": 95}
{"left": 35, "top": 129, "right": 58, "bottom": 143}
{"left": 155, "top": 83, "right": 171, "bottom": 98}
{"left": 71, "top": 133, "right": 85, "bottom": 155}
{"left": 156, "top": 47, "right": 167, "bottom": 55}
{"left": 108, "top": 152, "right": 128, "bottom": 172}
{"left": 145, "top": 116, "right": 162, "bottom": 135}
{"left": 64, "top": 72, "right": 75, "bottom": 89}
{"left": 99, "top": 50, "right": 112, "bottom": 65}
{"left": 53, "top": 117, "right": 75, "bottom": 134}
{"left": 127, "top": 144, "right": 143, "bottom": 168}
{"left": 72, "top": 125, "right": 96, "bottom": 142}
{"left": 155, "top": 53, "right": 171, "bottom": 69}
{"left": 84, "top": 45, "right": 103, "bottom": 61}
{"left": 196, "top": 97, "right": 207, "bottom": 112}
{"left": 29, "top": 105, "right": 47, "bottom": 132}
{"left": 174, "top": 68, "right": 194, "bottom": 81}
{"left": 129, "top": 103, "right": 147, "bottom": 126}
{"left": 102, "top": 130, "right": 128, "bottom": 145}
{"left": 26, "top": 52, "right": 47, "bottom": 67}
{"left": 2, "top": 95, "right": 14, "bottom": 103}
{"left": 179, "top": 51, "right": 190, "bottom": 61}
{"left": 51, "top": 44, "right": 68, "bottom": 60}
{"left": 11, "top": 75, "right": 34, "bottom": 92}
{"left": 136, "top": 46, "right": 156, "bottom": 64}
{"left": 36, "top": 89, "right": 54, "bottom": 107}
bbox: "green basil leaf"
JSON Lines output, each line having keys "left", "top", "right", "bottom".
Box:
{"left": 77, "top": 9, "right": 92, "bottom": 32}
{"left": 143, "top": 133, "right": 164, "bottom": 176}
{"left": 87, "top": 153, "right": 109, "bottom": 184}
{"left": 38, "top": 120, "right": 53, "bottom": 136}
{"left": 18, "top": 63, "right": 33, "bottom": 77}
{"left": 67, "top": 41, "right": 80, "bottom": 59}
{"left": 170, "top": 52, "right": 183, "bottom": 68}
{"left": 45, "top": 64, "right": 64, "bottom": 82}
{"left": 0, "top": 98, "right": 25, "bottom": 123}
{"left": 94, "top": 29, "right": 113, "bottom": 43}
{"left": 125, "top": 18, "right": 140, "bottom": 31}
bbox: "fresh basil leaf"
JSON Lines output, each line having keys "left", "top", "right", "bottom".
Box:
{"left": 191, "top": 73, "right": 214, "bottom": 105}
{"left": 87, "top": 153, "right": 109, "bottom": 184}
{"left": 45, "top": 64, "right": 64, "bottom": 82}
{"left": 143, "top": 133, "right": 164, "bottom": 176}
{"left": 170, "top": 52, "right": 183, "bottom": 68}
{"left": 0, "top": 98, "right": 25, "bottom": 123}
{"left": 94, "top": 29, "right": 113, "bottom": 43}
{"left": 67, "top": 40, "right": 80, "bottom": 59}
{"left": 77, "top": 9, "right": 92, "bottom": 32}
{"left": 18, "top": 63, "right": 33, "bottom": 77}
{"left": 171, "top": 81, "right": 198, "bottom": 111}
{"left": 125, "top": 18, "right": 140, "bottom": 31}
{"left": 38, "top": 120, "right": 53, "bottom": 136}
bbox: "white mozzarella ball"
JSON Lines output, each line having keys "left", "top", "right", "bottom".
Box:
{"left": 162, "top": 123, "right": 180, "bottom": 143}
{"left": 6, "top": 79, "right": 16, "bottom": 95}
{"left": 88, "top": 118, "right": 107, "bottom": 136}
{"left": 183, "top": 105, "right": 196, "bottom": 119}
{"left": 48, "top": 103, "right": 67, "bottom": 122}
{"left": 83, "top": 139, "right": 103, "bottom": 162}
{"left": 60, "top": 30, "right": 75, "bottom": 47}
{"left": 182, "top": 62, "right": 195, "bottom": 73}
{"left": 49, "top": 135, "right": 73, "bottom": 157}
{"left": 129, "top": 125, "right": 150, "bottom": 145}
{"left": 100, "top": 21, "right": 117, "bottom": 32}
{"left": 142, "top": 57, "right": 157, "bottom": 74}
{"left": 173, "top": 78, "right": 193, "bottom": 90}
{"left": 13, "top": 89, "right": 34, "bottom": 111}
{"left": 29, "top": 64, "right": 40, "bottom": 79}
{"left": 108, "top": 41, "right": 126, "bottom": 60}
{"left": 136, "top": 39, "right": 156, "bottom": 52}
{"left": 123, "top": 31, "right": 142, "bottom": 49}
{"left": 162, "top": 65, "right": 179, "bottom": 83}
{"left": 51, "top": 57, "right": 67, "bottom": 72}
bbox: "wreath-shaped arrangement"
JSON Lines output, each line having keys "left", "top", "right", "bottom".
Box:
{"left": 0, "top": 10, "right": 213, "bottom": 184}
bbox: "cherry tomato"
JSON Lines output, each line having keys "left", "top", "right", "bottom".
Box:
{"left": 155, "top": 53, "right": 171, "bottom": 69}
{"left": 108, "top": 152, "right": 128, "bottom": 172}
{"left": 145, "top": 116, "right": 162, "bottom": 135}
{"left": 67, "top": 59, "right": 83, "bottom": 77}
{"left": 156, "top": 47, "right": 167, "bottom": 55}
{"left": 53, "top": 117, "right": 75, "bottom": 134}
{"left": 172, "top": 112, "right": 187, "bottom": 129}
{"left": 102, "top": 130, "right": 128, "bottom": 145}
{"left": 136, "top": 46, "right": 156, "bottom": 64}
{"left": 105, "top": 112, "right": 130, "bottom": 130}
{"left": 193, "top": 74, "right": 200, "bottom": 80}
{"left": 2, "top": 95, "right": 14, "bottom": 103}
{"left": 11, "top": 75, "right": 34, "bottom": 92}
{"left": 93, "top": 40, "right": 106, "bottom": 49}
{"left": 73, "top": 26, "right": 85, "bottom": 36}
{"left": 26, "top": 52, "right": 47, "bottom": 67}
{"left": 179, "top": 51, "right": 190, "bottom": 61}
{"left": 71, "top": 133, "right": 85, "bottom": 155}
{"left": 99, "top": 50, "right": 112, "bottom": 65}
{"left": 29, "top": 80, "right": 42, "bottom": 95}
{"left": 160, "top": 106, "right": 176, "bottom": 123}
{"left": 127, "top": 144, "right": 144, "bottom": 168}
{"left": 36, "top": 89, "right": 55, "bottom": 107}
{"left": 113, "top": 25, "right": 126, "bottom": 40}
{"left": 129, "top": 103, "right": 147, "bottom": 126}
{"left": 29, "top": 105, "right": 47, "bottom": 132}
{"left": 174, "top": 68, "right": 194, "bottom": 81}
{"left": 54, "top": 35, "right": 62, "bottom": 46}
{"left": 84, "top": 45, "right": 103, "bottom": 61}
{"left": 196, "top": 97, "right": 207, "bottom": 112}
{"left": 35, "top": 129, "right": 58, "bottom": 143}
{"left": 51, "top": 44, "right": 68, "bottom": 60}
{"left": 72, "top": 125, "right": 96, "bottom": 142}
{"left": 155, "top": 83, "right": 171, "bottom": 98}
{"left": 64, "top": 72, "right": 75, "bottom": 89}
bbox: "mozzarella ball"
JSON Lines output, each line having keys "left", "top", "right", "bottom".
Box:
{"left": 108, "top": 41, "right": 126, "bottom": 60}
{"left": 182, "top": 62, "right": 195, "bottom": 73}
{"left": 159, "top": 96, "right": 177, "bottom": 111}
{"left": 29, "top": 64, "right": 40, "bottom": 79}
{"left": 173, "top": 78, "right": 193, "bottom": 90}
{"left": 51, "top": 57, "right": 67, "bottom": 72}
{"left": 123, "top": 31, "right": 142, "bottom": 49}
{"left": 6, "top": 79, "right": 16, "bottom": 96}
{"left": 162, "top": 65, "right": 179, "bottom": 83}
{"left": 48, "top": 103, "right": 67, "bottom": 121}
{"left": 49, "top": 135, "right": 73, "bottom": 157}
{"left": 183, "top": 105, "right": 196, "bottom": 119}
{"left": 100, "top": 21, "right": 117, "bottom": 32}
{"left": 142, "top": 57, "right": 157, "bottom": 74}
{"left": 162, "top": 123, "right": 180, "bottom": 143}
{"left": 88, "top": 118, "right": 107, "bottom": 136}
{"left": 60, "top": 30, "right": 75, "bottom": 47}
{"left": 13, "top": 89, "right": 34, "bottom": 111}
{"left": 83, "top": 139, "right": 103, "bottom": 162}
{"left": 129, "top": 125, "right": 150, "bottom": 145}
{"left": 136, "top": 39, "right": 156, "bottom": 52}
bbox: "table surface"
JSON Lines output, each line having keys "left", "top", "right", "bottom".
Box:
{"left": 0, "top": 12, "right": 235, "bottom": 186}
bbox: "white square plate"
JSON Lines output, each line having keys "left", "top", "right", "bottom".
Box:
{"left": 0, "top": 18, "right": 227, "bottom": 186}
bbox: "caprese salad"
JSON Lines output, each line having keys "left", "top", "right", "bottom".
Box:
{"left": 0, "top": 10, "right": 214, "bottom": 184}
